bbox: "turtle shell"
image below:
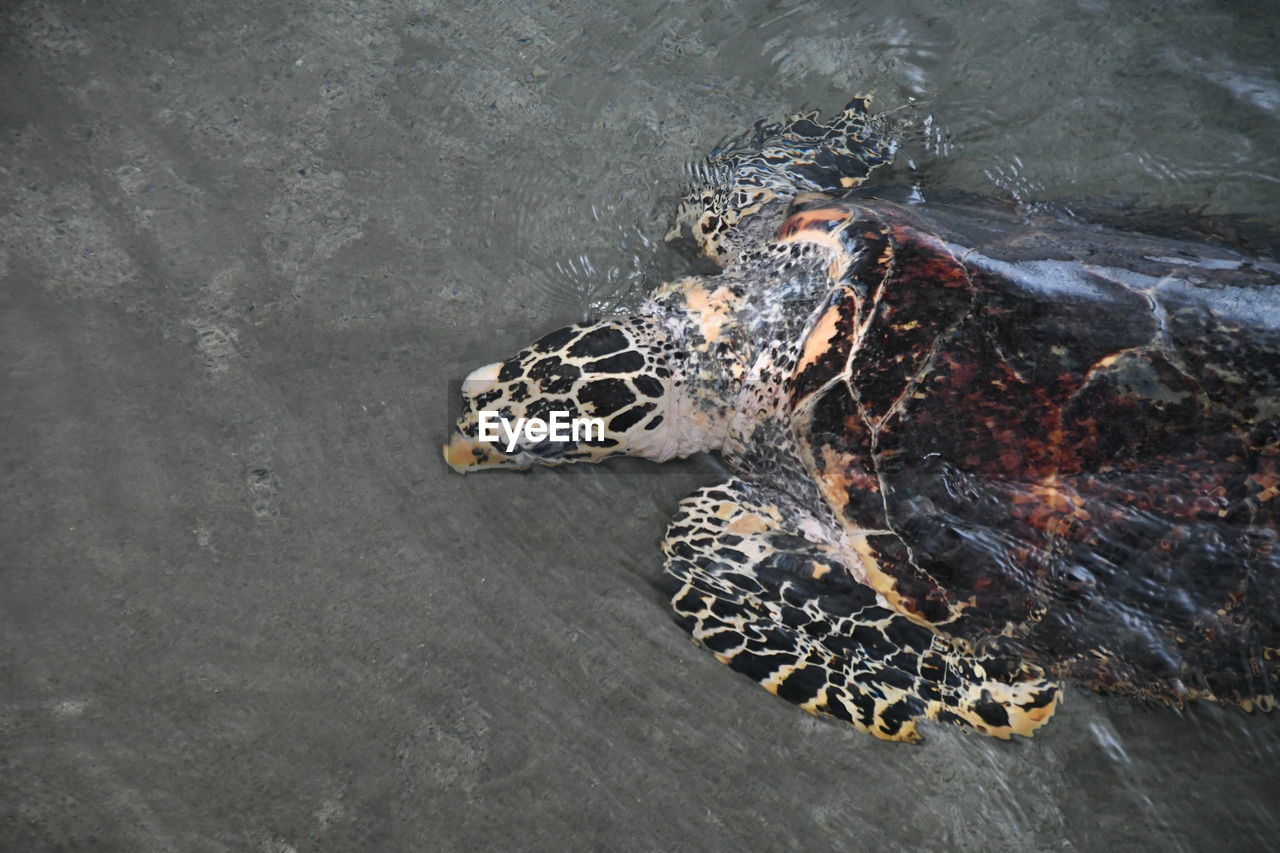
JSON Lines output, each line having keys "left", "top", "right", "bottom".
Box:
{"left": 787, "top": 196, "right": 1280, "bottom": 708}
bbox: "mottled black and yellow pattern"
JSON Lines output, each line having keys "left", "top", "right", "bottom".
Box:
{"left": 662, "top": 479, "right": 1058, "bottom": 742}
{"left": 447, "top": 99, "right": 1280, "bottom": 741}
{"left": 667, "top": 96, "right": 895, "bottom": 267}
{"left": 445, "top": 319, "right": 679, "bottom": 470}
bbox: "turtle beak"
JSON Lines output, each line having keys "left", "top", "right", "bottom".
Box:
{"left": 442, "top": 430, "right": 530, "bottom": 473}
{"left": 444, "top": 360, "right": 533, "bottom": 473}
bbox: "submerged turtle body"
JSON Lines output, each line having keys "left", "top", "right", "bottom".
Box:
{"left": 446, "top": 100, "right": 1280, "bottom": 740}
{"left": 767, "top": 195, "right": 1280, "bottom": 708}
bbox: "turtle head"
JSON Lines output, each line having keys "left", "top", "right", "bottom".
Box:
{"left": 445, "top": 317, "right": 723, "bottom": 472}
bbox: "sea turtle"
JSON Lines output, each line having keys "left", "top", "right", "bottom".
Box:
{"left": 444, "top": 98, "right": 1280, "bottom": 742}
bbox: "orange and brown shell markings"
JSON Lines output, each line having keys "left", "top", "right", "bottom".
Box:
{"left": 787, "top": 198, "right": 1280, "bottom": 708}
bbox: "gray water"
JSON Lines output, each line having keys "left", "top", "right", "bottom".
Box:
{"left": 3, "top": 1, "right": 1279, "bottom": 850}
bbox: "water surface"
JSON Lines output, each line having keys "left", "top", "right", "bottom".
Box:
{"left": 2, "top": 0, "right": 1278, "bottom": 850}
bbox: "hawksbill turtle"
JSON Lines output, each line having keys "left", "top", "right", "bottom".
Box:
{"left": 444, "top": 98, "right": 1280, "bottom": 742}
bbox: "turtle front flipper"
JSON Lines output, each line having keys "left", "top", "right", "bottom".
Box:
{"left": 668, "top": 97, "right": 896, "bottom": 267}
{"left": 661, "top": 479, "right": 1060, "bottom": 742}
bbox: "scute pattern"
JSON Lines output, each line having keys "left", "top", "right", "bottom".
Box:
{"left": 449, "top": 318, "right": 673, "bottom": 467}
{"left": 661, "top": 480, "right": 1061, "bottom": 742}
{"left": 778, "top": 198, "right": 1280, "bottom": 709}
{"left": 668, "top": 96, "right": 896, "bottom": 266}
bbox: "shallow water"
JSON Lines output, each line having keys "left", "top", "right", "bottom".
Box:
{"left": 3, "top": 0, "right": 1279, "bottom": 850}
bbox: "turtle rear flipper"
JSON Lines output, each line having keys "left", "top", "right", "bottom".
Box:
{"left": 661, "top": 479, "right": 1061, "bottom": 742}
{"left": 668, "top": 98, "right": 896, "bottom": 267}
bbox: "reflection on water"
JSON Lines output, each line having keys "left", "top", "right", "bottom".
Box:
{"left": 475, "top": 0, "right": 1280, "bottom": 319}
